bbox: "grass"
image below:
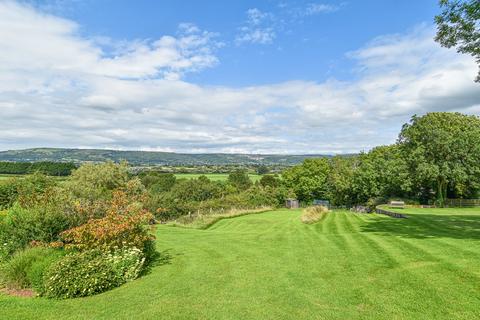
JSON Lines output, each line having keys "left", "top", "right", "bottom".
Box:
{"left": 174, "top": 173, "right": 262, "bottom": 182}
{"left": 0, "top": 174, "right": 23, "bottom": 180}
{"left": 169, "top": 207, "right": 273, "bottom": 229}
{"left": 1, "top": 207, "right": 480, "bottom": 319}
{"left": 300, "top": 206, "right": 329, "bottom": 224}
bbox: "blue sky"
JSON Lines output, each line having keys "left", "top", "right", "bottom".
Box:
{"left": 0, "top": 0, "right": 478, "bottom": 153}
{"left": 42, "top": 0, "right": 440, "bottom": 85}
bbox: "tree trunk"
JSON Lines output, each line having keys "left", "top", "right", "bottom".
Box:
{"left": 436, "top": 177, "right": 448, "bottom": 207}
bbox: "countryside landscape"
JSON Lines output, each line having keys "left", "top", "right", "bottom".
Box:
{"left": 1, "top": 1, "right": 480, "bottom": 319}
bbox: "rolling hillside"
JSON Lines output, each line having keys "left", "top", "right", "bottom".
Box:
{"left": 0, "top": 148, "right": 334, "bottom": 166}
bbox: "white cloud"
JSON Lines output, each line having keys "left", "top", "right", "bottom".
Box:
{"left": 0, "top": 2, "right": 478, "bottom": 154}
{"left": 304, "top": 3, "right": 339, "bottom": 15}
{"left": 235, "top": 8, "right": 276, "bottom": 45}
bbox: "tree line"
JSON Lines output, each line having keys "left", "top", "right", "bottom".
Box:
{"left": 0, "top": 162, "right": 76, "bottom": 176}
{"left": 283, "top": 112, "right": 480, "bottom": 207}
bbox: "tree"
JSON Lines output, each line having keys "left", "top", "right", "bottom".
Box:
{"left": 140, "top": 172, "right": 176, "bottom": 193}
{"left": 435, "top": 0, "right": 480, "bottom": 82}
{"left": 327, "top": 156, "right": 355, "bottom": 206}
{"left": 227, "top": 170, "right": 252, "bottom": 191}
{"left": 282, "top": 158, "right": 330, "bottom": 202}
{"left": 259, "top": 174, "right": 280, "bottom": 188}
{"left": 65, "top": 162, "right": 130, "bottom": 201}
{"left": 398, "top": 112, "right": 480, "bottom": 206}
{"left": 256, "top": 165, "right": 269, "bottom": 175}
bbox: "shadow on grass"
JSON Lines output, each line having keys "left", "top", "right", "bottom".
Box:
{"left": 142, "top": 249, "right": 175, "bottom": 276}
{"left": 361, "top": 214, "right": 480, "bottom": 240}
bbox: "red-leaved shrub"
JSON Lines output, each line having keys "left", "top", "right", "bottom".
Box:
{"left": 61, "top": 191, "right": 155, "bottom": 254}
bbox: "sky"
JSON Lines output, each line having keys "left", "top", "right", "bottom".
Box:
{"left": 0, "top": 0, "right": 479, "bottom": 154}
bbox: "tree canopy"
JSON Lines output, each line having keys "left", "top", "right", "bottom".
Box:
{"left": 398, "top": 112, "right": 480, "bottom": 205}
{"left": 435, "top": 0, "right": 480, "bottom": 82}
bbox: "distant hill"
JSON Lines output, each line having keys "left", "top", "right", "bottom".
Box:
{"left": 0, "top": 148, "right": 336, "bottom": 166}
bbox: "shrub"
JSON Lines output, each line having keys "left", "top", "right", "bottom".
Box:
{"left": 43, "top": 248, "right": 145, "bottom": 299}
{"left": 0, "top": 180, "right": 18, "bottom": 210}
{"left": 65, "top": 162, "right": 130, "bottom": 201}
{"left": 301, "top": 206, "right": 329, "bottom": 224}
{"left": 0, "top": 202, "right": 73, "bottom": 259}
{"left": 0, "top": 247, "right": 63, "bottom": 290}
{"left": 61, "top": 191, "right": 155, "bottom": 257}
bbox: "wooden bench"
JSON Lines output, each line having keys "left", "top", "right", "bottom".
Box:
{"left": 389, "top": 201, "right": 405, "bottom": 209}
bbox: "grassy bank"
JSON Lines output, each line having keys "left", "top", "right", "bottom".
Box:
{"left": 168, "top": 207, "right": 273, "bottom": 229}
{"left": 1, "top": 208, "right": 480, "bottom": 319}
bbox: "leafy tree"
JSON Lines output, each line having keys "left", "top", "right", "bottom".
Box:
{"left": 351, "top": 145, "right": 412, "bottom": 204}
{"left": 256, "top": 165, "right": 269, "bottom": 175}
{"left": 259, "top": 174, "right": 280, "bottom": 188}
{"left": 140, "top": 172, "right": 176, "bottom": 193}
{"left": 282, "top": 158, "right": 330, "bottom": 202}
{"left": 327, "top": 156, "right": 355, "bottom": 206}
{"left": 227, "top": 170, "right": 253, "bottom": 191}
{"left": 65, "top": 161, "right": 130, "bottom": 201}
{"left": 0, "top": 161, "right": 75, "bottom": 176}
{"left": 398, "top": 112, "right": 480, "bottom": 206}
{"left": 435, "top": 0, "right": 480, "bottom": 82}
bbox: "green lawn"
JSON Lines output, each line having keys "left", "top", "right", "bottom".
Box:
{"left": 1, "top": 208, "right": 480, "bottom": 319}
{"left": 174, "top": 173, "right": 262, "bottom": 182}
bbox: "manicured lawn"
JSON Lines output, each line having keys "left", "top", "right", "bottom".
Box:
{"left": 174, "top": 173, "right": 262, "bottom": 182}
{"left": 1, "top": 208, "right": 480, "bottom": 319}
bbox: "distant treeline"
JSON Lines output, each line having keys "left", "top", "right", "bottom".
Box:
{"left": 0, "top": 161, "right": 76, "bottom": 176}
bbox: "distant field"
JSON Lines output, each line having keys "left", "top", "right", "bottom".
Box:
{"left": 0, "top": 174, "right": 67, "bottom": 181}
{"left": 2, "top": 207, "right": 480, "bottom": 319}
{"left": 0, "top": 173, "right": 263, "bottom": 182}
{"left": 0, "top": 174, "right": 23, "bottom": 180}
{"left": 174, "top": 173, "right": 262, "bottom": 182}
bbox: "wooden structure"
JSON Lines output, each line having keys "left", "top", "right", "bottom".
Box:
{"left": 444, "top": 199, "right": 480, "bottom": 207}
{"left": 313, "top": 199, "right": 330, "bottom": 208}
{"left": 285, "top": 199, "right": 299, "bottom": 209}
{"left": 376, "top": 206, "right": 407, "bottom": 218}
{"left": 389, "top": 201, "right": 405, "bottom": 209}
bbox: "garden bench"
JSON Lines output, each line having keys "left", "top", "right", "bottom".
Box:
{"left": 389, "top": 201, "right": 405, "bottom": 209}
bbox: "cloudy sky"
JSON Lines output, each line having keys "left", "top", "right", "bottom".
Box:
{"left": 0, "top": 0, "right": 478, "bottom": 154}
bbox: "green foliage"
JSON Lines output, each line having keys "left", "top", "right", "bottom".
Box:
{"left": 65, "top": 161, "right": 130, "bottom": 201}
{"left": 351, "top": 145, "right": 411, "bottom": 204}
{"left": 0, "top": 247, "right": 63, "bottom": 290}
{"left": 0, "top": 202, "right": 73, "bottom": 260}
{"left": 140, "top": 172, "right": 176, "bottom": 193}
{"left": 399, "top": 113, "right": 480, "bottom": 205}
{"left": 282, "top": 158, "right": 330, "bottom": 202}
{"left": 0, "top": 161, "right": 75, "bottom": 176}
{"left": 228, "top": 170, "right": 253, "bottom": 191}
{"left": 0, "top": 180, "right": 18, "bottom": 209}
{"left": 256, "top": 165, "right": 269, "bottom": 175}
{"left": 435, "top": 0, "right": 480, "bottom": 82}
{"left": 259, "top": 174, "right": 280, "bottom": 188}
{"left": 326, "top": 156, "right": 355, "bottom": 206}
{"left": 43, "top": 248, "right": 145, "bottom": 299}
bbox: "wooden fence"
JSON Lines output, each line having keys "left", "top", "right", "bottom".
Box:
{"left": 444, "top": 199, "right": 480, "bottom": 207}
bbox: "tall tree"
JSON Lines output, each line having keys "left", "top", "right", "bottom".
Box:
{"left": 282, "top": 158, "right": 330, "bottom": 202}
{"left": 398, "top": 112, "right": 480, "bottom": 206}
{"left": 435, "top": 0, "right": 480, "bottom": 82}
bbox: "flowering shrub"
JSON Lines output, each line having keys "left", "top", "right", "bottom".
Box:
{"left": 61, "top": 191, "right": 155, "bottom": 255}
{"left": 42, "top": 247, "right": 145, "bottom": 298}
